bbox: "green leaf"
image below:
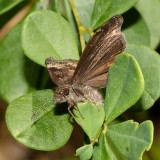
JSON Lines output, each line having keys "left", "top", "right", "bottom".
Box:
{"left": 0, "top": 0, "right": 58, "bottom": 103}
{"left": 91, "top": 0, "right": 138, "bottom": 29}
{"left": 104, "top": 53, "right": 144, "bottom": 123}
{"left": 0, "top": 0, "right": 24, "bottom": 15}
{"left": 122, "top": 8, "right": 150, "bottom": 46}
{"left": 92, "top": 133, "right": 109, "bottom": 160}
{"left": 125, "top": 44, "right": 160, "bottom": 110}
{"left": 73, "top": 101, "right": 105, "bottom": 140}
{"left": 74, "top": 0, "right": 95, "bottom": 29}
{"left": 22, "top": 10, "right": 79, "bottom": 67}
{"left": 91, "top": 0, "right": 111, "bottom": 29}
{"left": 54, "top": 0, "right": 80, "bottom": 50}
{"left": 106, "top": 120, "right": 153, "bottom": 160}
{"left": 76, "top": 144, "right": 93, "bottom": 160}
{"left": 0, "top": 22, "right": 40, "bottom": 103}
{"left": 6, "top": 89, "right": 73, "bottom": 151}
{"left": 135, "top": 0, "right": 160, "bottom": 49}
{"left": 93, "top": 120, "right": 153, "bottom": 160}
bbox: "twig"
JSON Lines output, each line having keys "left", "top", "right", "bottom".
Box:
{"left": 69, "top": 0, "right": 94, "bottom": 52}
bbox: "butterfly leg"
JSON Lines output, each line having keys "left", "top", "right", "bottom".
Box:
{"left": 68, "top": 104, "right": 85, "bottom": 124}
{"left": 74, "top": 105, "right": 84, "bottom": 119}
{"left": 95, "top": 104, "right": 100, "bottom": 111}
{"left": 68, "top": 104, "right": 80, "bottom": 124}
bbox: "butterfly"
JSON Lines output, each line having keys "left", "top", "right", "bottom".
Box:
{"left": 45, "top": 15, "right": 126, "bottom": 119}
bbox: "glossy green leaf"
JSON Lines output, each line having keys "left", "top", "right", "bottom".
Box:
{"left": 104, "top": 53, "right": 144, "bottom": 123}
{"left": 106, "top": 120, "right": 153, "bottom": 160}
{"left": 0, "top": 22, "right": 40, "bottom": 103}
{"left": 54, "top": 0, "right": 80, "bottom": 50}
{"left": 6, "top": 89, "right": 73, "bottom": 151}
{"left": 74, "top": 101, "right": 105, "bottom": 140}
{"left": 76, "top": 144, "right": 93, "bottom": 160}
{"left": 122, "top": 8, "right": 150, "bottom": 46}
{"left": 93, "top": 120, "right": 153, "bottom": 160}
{"left": 91, "top": 0, "right": 138, "bottom": 29}
{"left": 125, "top": 44, "right": 160, "bottom": 111}
{"left": 0, "top": 0, "right": 55, "bottom": 103}
{"left": 92, "top": 133, "right": 109, "bottom": 160}
{"left": 0, "top": 0, "right": 24, "bottom": 15}
{"left": 22, "top": 10, "right": 79, "bottom": 67}
{"left": 91, "top": 0, "right": 111, "bottom": 29}
{"left": 135, "top": 0, "right": 160, "bottom": 49}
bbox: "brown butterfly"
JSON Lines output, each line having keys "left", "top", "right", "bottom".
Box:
{"left": 45, "top": 15, "right": 126, "bottom": 119}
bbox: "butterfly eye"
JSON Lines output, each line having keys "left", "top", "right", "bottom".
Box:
{"left": 45, "top": 59, "right": 51, "bottom": 65}
{"left": 45, "top": 57, "right": 54, "bottom": 65}
{"left": 62, "top": 88, "right": 69, "bottom": 96}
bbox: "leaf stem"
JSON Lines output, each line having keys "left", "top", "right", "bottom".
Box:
{"left": 69, "top": 0, "right": 85, "bottom": 52}
{"left": 69, "top": 0, "right": 94, "bottom": 52}
{"left": 103, "top": 123, "right": 107, "bottom": 134}
{"left": 91, "top": 123, "right": 107, "bottom": 146}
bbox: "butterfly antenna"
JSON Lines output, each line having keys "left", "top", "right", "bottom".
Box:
{"left": 31, "top": 96, "right": 53, "bottom": 120}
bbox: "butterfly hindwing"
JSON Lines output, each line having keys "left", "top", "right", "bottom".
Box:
{"left": 72, "top": 15, "right": 126, "bottom": 88}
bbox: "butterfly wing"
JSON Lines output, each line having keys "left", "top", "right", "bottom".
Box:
{"left": 72, "top": 15, "right": 126, "bottom": 88}
{"left": 45, "top": 57, "right": 78, "bottom": 86}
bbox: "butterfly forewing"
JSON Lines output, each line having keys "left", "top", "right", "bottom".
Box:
{"left": 72, "top": 15, "right": 126, "bottom": 88}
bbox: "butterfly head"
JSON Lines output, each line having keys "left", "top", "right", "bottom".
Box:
{"left": 45, "top": 57, "right": 55, "bottom": 65}
{"left": 54, "top": 87, "right": 70, "bottom": 104}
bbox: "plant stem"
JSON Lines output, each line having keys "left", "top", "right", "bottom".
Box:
{"left": 69, "top": 0, "right": 85, "bottom": 52}
{"left": 91, "top": 123, "right": 107, "bottom": 146}
{"left": 69, "top": 0, "right": 94, "bottom": 52}
{"left": 103, "top": 123, "right": 107, "bottom": 134}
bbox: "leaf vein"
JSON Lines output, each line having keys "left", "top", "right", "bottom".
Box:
{"left": 108, "top": 129, "right": 150, "bottom": 145}
{"left": 30, "top": 17, "right": 61, "bottom": 59}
